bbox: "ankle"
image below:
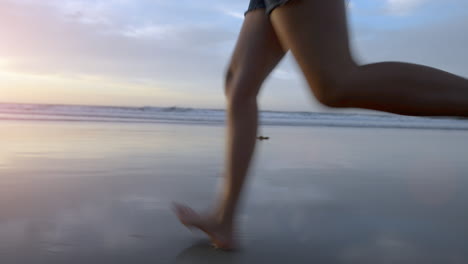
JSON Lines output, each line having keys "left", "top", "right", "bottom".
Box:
{"left": 213, "top": 210, "right": 234, "bottom": 227}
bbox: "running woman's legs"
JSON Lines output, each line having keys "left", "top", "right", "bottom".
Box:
{"left": 271, "top": 0, "right": 468, "bottom": 116}
{"left": 174, "top": 9, "right": 286, "bottom": 249}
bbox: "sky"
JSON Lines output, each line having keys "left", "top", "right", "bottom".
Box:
{"left": 0, "top": 0, "right": 467, "bottom": 112}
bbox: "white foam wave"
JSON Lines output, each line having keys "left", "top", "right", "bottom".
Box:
{"left": 1, "top": 103, "right": 468, "bottom": 130}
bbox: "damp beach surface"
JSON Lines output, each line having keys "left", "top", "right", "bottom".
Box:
{"left": 1, "top": 120, "right": 468, "bottom": 264}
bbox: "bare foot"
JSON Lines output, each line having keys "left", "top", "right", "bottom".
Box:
{"left": 172, "top": 203, "right": 236, "bottom": 250}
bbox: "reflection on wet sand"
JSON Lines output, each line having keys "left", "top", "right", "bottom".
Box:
{"left": 175, "top": 240, "right": 239, "bottom": 264}
{"left": 1, "top": 121, "right": 468, "bottom": 263}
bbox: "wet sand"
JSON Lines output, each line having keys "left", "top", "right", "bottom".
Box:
{"left": 1, "top": 120, "right": 468, "bottom": 264}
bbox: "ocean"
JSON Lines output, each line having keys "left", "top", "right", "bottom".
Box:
{"left": 1, "top": 102, "right": 468, "bottom": 130}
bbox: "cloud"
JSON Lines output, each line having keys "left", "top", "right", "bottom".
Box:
{"left": 119, "top": 24, "right": 178, "bottom": 39}
{"left": 385, "top": 0, "right": 428, "bottom": 15}
{"left": 0, "top": 0, "right": 236, "bottom": 82}
{"left": 219, "top": 8, "right": 245, "bottom": 20}
{"left": 57, "top": 1, "right": 113, "bottom": 25}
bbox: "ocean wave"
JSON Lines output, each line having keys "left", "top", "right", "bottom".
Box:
{"left": 1, "top": 102, "right": 468, "bottom": 130}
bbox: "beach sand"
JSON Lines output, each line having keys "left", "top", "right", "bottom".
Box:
{"left": 1, "top": 120, "right": 468, "bottom": 263}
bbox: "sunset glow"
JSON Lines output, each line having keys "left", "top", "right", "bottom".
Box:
{"left": 1, "top": 0, "right": 467, "bottom": 111}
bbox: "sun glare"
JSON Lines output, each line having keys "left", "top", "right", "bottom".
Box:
{"left": 0, "top": 58, "right": 9, "bottom": 69}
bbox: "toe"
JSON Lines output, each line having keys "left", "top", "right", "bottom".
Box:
{"left": 172, "top": 203, "right": 200, "bottom": 225}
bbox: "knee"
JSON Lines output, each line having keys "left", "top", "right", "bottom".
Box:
{"left": 314, "top": 79, "right": 348, "bottom": 108}
{"left": 312, "top": 66, "right": 357, "bottom": 108}
{"left": 224, "top": 67, "right": 259, "bottom": 111}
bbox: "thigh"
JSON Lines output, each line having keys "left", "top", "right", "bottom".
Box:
{"left": 226, "top": 9, "right": 287, "bottom": 97}
{"left": 270, "top": 0, "right": 355, "bottom": 93}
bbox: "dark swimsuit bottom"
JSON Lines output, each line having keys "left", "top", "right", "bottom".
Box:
{"left": 245, "top": 0, "right": 292, "bottom": 16}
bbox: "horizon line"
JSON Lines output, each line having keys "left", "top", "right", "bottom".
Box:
{"left": 0, "top": 101, "right": 382, "bottom": 116}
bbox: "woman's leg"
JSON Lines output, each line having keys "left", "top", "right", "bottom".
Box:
{"left": 270, "top": 0, "right": 468, "bottom": 116}
{"left": 174, "top": 9, "right": 286, "bottom": 249}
